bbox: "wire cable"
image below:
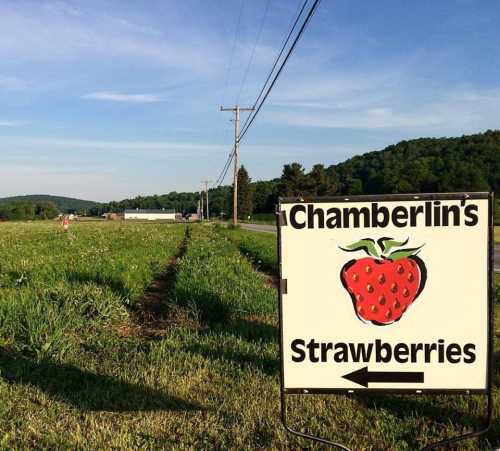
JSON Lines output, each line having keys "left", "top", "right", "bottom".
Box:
{"left": 214, "top": 0, "right": 308, "bottom": 188}
{"left": 240, "top": 0, "right": 321, "bottom": 141}
{"left": 236, "top": 0, "right": 272, "bottom": 104}
{"left": 214, "top": 145, "right": 236, "bottom": 187}
{"left": 221, "top": 0, "right": 245, "bottom": 107}
{"left": 216, "top": 0, "right": 245, "bottom": 188}
{"left": 214, "top": 0, "right": 321, "bottom": 188}
{"left": 240, "top": 0, "right": 308, "bottom": 131}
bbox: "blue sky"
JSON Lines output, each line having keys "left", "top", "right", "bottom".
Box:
{"left": 1, "top": 0, "right": 499, "bottom": 201}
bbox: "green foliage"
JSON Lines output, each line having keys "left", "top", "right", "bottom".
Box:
{"left": 218, "top": 227, "right": 278, "bottom": 275}
{"left": 0, "top": 201, "right": 59, "bottom": 221}
{"left": 236, "top": 165, "right": 254, "bottom": 220}
{"left": 0, "top": 195, "right": 98, "bottom": 214}
{"left": 334, "top": 130, "right": 500, "bottom": 195}
{"left": 277, "top": 162, "right": 312, "bottom": 197}
{"left": 175, "top": 226, "right": 275, "bottom": 323}
{"left": 0, "top": 221, "right": 185, "bottom": 358}
{"left": 273, "top": 130, "right": 500, "bottom": 200}
{"left": 35, "top": 201, "right": 60, "bottom": 219}
{"left": 96, "top": 187, "right": 233, "bottom": 218}
{"left": 252, "top": 180, "right": 278, "bottom": 214}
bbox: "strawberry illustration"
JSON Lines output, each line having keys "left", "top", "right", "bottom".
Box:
{"left": 340, "top": 238, "right": 427, "bottom": 325}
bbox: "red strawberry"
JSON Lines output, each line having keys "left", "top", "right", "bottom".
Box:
{"left": 340, "top": 238, "right": 426, "bottom": 325}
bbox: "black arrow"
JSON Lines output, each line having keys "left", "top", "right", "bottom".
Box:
{"left": 342, "top": 366, "right": 424, "bottom": 388}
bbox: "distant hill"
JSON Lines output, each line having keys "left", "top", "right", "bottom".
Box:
{"left": 331, "top": 129, "right": 499, "bottom": 195}
{"left": 4, "top": 130, "right": 498, "bottom": 221}
{"left": 97, "top": 130, "right": 499, "bottom": 219}
{"left": 0, "top": 195, "right": 99, "bottom": 213}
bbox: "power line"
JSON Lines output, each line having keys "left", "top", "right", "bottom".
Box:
{"left": 215, "top": 0, "right": 245, "bottom": 189}
{"left": 214, "top": 146, "right": 235, "bottom": 187}
{"left": 236, "top": 0, "right": 272, "bottom": 104}
{"left": 221, "top": 0, "right": 246, "bottom": 107}
{"left": 239, "top": 0, "right": 321, "bottom": 142}
{"left": 214, "top": 0, "right": 308, "bottom": 188}
{"left": 214, "top": 0, "right": 321, "bottom": 189}
{"left": 240, "top": 0, "right": 308, "bottom": 132}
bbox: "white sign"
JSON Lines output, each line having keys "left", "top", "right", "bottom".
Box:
{"left": 279, "top": 193, "right": 492, "bottom": 392}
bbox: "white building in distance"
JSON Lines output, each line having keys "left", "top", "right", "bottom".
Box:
{"left": 124, "top": 208, "right": 177, "bottom": 221}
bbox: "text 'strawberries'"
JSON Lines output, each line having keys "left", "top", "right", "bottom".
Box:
{"left": 340, "top": 237, "right": 427, "bottom": 325}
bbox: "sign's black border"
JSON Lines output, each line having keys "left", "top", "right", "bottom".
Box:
{"left": 276, "top": 192, "right": 493, "bottom": 449}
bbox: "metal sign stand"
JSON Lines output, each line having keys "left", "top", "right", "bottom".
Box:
{"left": 276, "top": 192, "right": 494, "bottom": 450}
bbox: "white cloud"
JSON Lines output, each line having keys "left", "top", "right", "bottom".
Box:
{"left": 0, "top": 120, "right": 30, "bottom": 127}
{"left": 270, "top": 108, "right": 443, "bottom": 130}
{"left": 0, "top": 2, "right": 223, "bottom": 72}
{"left": 83, "top": 91, "right": 163, "bottom": 103}
{"left": 0, "top": 136, "right": 227, "bottom": 155}
{"left": 268, "top": 87, "right": 500, "bottom": 132}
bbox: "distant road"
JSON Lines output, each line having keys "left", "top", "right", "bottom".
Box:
{"left": 242, "top": 224, "right": 500, "bottom": 273}
{"left": 240, "top": 223, "right": 276, "bottom": 234}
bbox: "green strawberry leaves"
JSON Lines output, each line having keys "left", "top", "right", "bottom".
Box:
{"left": 340, "top": 237, "right": 423, "bottom": 260}
{"left": 339, "top": 239, "right": 381, "bottom": 258}
{"left": 377, "top": 237, "right": 408, "bottom": 254}
{"left": 386, "top": 246, "right": 423, "bottom": 261}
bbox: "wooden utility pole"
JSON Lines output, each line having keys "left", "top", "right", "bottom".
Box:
{"left": 201, "top": 180, "right": 212, "bottom": 220}
{"left": 220, "top": 106, "right": 254, "bottom": 226}
{"left": 200, "top": 191, "right": 204, "bottom": 221}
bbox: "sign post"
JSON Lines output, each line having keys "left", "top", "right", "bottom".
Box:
{"left": 277, "top": 192, "right": 493, "bottom": 449}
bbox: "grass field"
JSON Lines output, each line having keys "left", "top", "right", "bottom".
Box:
{"left": 495, "top": 226, "right": 499, "bottom": 243}
{"left": 218, "top": 225, "right": 278, "bottom": 275}
{"left": 0, "top": 221, "right": 498, "bottom": 449}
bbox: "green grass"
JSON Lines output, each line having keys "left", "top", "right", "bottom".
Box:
{"left": 243, "top": 213, "right": 277, "bottom": 225}
{"left": 495, "top": 226, "right": 499, "bottom": 243}
{"left": 0, "top": 221, "right": 498, "bottom": 449}
{"left": 218, "top": 226, "right": 278, "bottom": 275}
{"left": 175, "top": 226, "right": 276, "bottom": 323}
{"left": 0, "top": 221, "right": 185, "bottom": 358}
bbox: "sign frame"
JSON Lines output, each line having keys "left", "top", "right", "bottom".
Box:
{"left": 277, "top": 192, "right": 493, "bottom": 449}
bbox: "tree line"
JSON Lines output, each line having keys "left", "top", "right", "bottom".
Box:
{"left": 92, "top": 130, "right": 499, "bottom": 220}
{"left": 1, "top": 130, "right": 497, "bottom": 222}
{"left": 0, "top": 201, "right": 59, "bottom": 221}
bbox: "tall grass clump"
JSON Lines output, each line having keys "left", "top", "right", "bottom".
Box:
{"left": 175, "top": 227, "right": 276, "bottom": 324}
{"left": 218, "top": 227, "right": 278, "bottom": 275}
{"left": 0, "top": 221, "right": 185, "bottom": 360}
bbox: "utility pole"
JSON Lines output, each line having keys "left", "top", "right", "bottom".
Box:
{"left": 200, "top": 190, "right": 204, "bottom": 221}
{"left": 220, "top": 105, "right": 254, "bottom": 226}
{"left": 201, "top": 180, "right": 212, "bottom": 220}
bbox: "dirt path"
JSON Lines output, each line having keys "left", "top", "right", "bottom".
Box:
{"left": 120, "top": 227, "right": 194, "bottom": 338}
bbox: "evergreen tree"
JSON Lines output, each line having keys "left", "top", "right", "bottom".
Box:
{"left": 236, "top": 165, "right": 254, "bottom": 219}
{"left": 278, "top": 163, "right": 313, "bottom": 197}
{"left": 252, "top": 180, "right": 278, "bottom": 213}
